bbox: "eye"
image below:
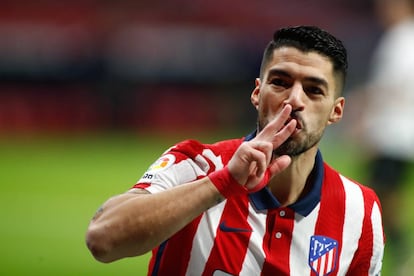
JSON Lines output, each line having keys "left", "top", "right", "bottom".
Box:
{"left": 270, "top": 78, "right": 288, "bottom": 87}
{"left": 305, "top": 86, "right": 324, "bottom": 95}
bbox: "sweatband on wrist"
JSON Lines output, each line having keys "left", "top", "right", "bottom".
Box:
{"left": 208, "top": 167, "right": 248, "bottom": 198}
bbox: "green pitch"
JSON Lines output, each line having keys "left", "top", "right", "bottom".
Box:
{"left": 0, "top": 132, "right": 412, "bottom": 275}
{"left": 0, "top": 133, "right": 164, "bottom": 275}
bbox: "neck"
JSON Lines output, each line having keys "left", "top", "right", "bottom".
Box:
{"left": 268, "top": 147, "right": 318, "bottom": 206}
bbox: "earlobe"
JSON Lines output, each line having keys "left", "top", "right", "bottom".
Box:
{"left": 328, "top": 97, "right": 345, "bottom": 125}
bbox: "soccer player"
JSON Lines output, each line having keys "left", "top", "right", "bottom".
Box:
{"left": 86, "top": 26, "right": 384, "bottom": 275}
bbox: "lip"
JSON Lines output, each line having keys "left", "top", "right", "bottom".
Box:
{"left": 285, "top": 116, "right": 302, "bottom": 130}
{"left": 295, "top": 119, "right": 302, "bottom": 130}
{"left": 292, "top": 127, "right": 302, "bottom": 136}
{"left": 289, "top": 117, "right": 302, "bottom": 137}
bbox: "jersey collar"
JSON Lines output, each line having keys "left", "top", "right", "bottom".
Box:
{"left": 244, "top": 131, "right": 323, "bottom": 217}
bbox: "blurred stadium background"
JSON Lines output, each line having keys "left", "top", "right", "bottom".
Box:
{"left": 0, "top": 0, "right": 412, "bottom": 275}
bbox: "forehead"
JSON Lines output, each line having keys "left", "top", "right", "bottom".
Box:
{"left": 264, "top": 47, "right": 335, "bottom": 85}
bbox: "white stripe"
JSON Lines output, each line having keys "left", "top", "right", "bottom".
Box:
{"left": 326, "top": 247, "right": 334, "bottom": 272}
{"left": 289, "top": 204, "right": 320, "bottom": 275}
{"left": 239, "top": 203, "right": 267, "bottom": 276}
{"left": 338, "top": 175, "right": 364, "bottom": 275}
{"left": 185, "top": 200, "right": 226, "bottom": 275}
{"left": 145, "top": 159, "right": 204, "bottom": 193}
{"left": 312, "top": 258, "right": 319, "bottom": 274}
{"left": 369, "top": 202, "right": 384, "bottom": 275}
{"left": 320, "top": 253, "right": 326, "bottom": 276}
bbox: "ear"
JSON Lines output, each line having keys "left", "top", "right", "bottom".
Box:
{"left": 251, "top": 78, "right": 261, "bottom": 110}
{"left": 328, "top": 97, "right": 345, "bottom": 125}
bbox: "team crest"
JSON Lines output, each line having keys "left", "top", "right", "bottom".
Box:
{"left": 308, "top": 235, "right": 338, "bottom": 276}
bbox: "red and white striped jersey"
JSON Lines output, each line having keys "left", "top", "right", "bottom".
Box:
{"left": 133, "top": 135, "right": 384, "bottom": 276}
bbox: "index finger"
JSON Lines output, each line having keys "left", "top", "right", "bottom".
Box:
{"left": 255, "top": 104, "right": 292, "bottom": 142}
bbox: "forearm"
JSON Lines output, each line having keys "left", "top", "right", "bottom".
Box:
{"left": 86, "top": 177, "right": 222, "bottom": 263}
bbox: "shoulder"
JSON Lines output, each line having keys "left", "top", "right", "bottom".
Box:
{"left": 324, "top": 163, "right": 381, "bottom": 208}
{"left": 170, "top": 138, "right": 244, "bottom": 160}
{"left": 322, "top": 163, "right": 378, "bottom": 204}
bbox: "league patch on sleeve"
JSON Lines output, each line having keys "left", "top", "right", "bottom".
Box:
{"left": 138, "top": 154, "right": 176, "bottom": 183}
{"left": 148, "top": 154, "right": 176, "bottom": 172}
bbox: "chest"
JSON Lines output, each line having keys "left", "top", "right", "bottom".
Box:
{"left": 187, "top": 200, "right": 349, "bottom": 275}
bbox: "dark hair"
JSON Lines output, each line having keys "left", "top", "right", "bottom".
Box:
{"left": 260, "top": 26, "right": 348, "bottom": 93}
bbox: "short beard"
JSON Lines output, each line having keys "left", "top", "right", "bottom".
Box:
{"left": 257, "top": 120, "right": 323, "bottom": 157}
{"left": 273, "top": 133, "right": 321, "bottom": 157}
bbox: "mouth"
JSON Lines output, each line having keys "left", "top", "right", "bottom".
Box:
{"left": 285, "top": 116, "right": 302, "bottom": 130}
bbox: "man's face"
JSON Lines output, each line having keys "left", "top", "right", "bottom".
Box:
{"left": 251, "top": 46, "right": 345, "bottom": 157}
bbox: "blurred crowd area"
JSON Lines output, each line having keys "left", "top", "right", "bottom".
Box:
{"left": 0, "top": 0, "right": 381, "bottom": 135}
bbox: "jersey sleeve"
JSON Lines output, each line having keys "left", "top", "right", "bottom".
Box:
{"left": 131, "top": 139, "right": 214, "bottom": 194}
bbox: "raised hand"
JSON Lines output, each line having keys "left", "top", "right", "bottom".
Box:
{"left": 227, "top": 104, "right": 297, "bottom": 192}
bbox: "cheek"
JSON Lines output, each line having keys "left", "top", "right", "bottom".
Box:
{"left": 306, "top": 110, "right": 331, "bottom": 131}
{"left": 259, "top": 93, "right": 283, "bottom": 115}
{"left": 257, "top": 101, "right": 279, "bottom": 130}
{"left": 258, "top": 105, "right": 278, "bottom": 127}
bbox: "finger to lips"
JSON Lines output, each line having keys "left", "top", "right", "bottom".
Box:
{"left": 273, "top": 119, "right": 297, "bottom": 147}
{"left": 257, "top": 105, "right": 293, "bottom": 141}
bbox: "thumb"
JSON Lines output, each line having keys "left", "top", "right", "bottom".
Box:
{"left": 268, "top": 155, "right": 291, "bottom": 177}
{"left": 245, "top": 169, "right": 271, "bottom": 193}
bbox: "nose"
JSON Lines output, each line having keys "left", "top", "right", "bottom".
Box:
{"left": 283, "top": 82, "right": 305, "bottom": 111}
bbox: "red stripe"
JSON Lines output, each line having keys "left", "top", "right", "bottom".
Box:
{"left": 132, "top": 183, "right": 150, "bottom": 189}
{"left": 147, "top": 247, "right": 157, "bottom": 276}
{"left": 312, "top": 164, "right": 346, "bottom": 275}
{"left": 261, "top": 208, "right": 295, "bottom": 275}
{"left": 202, "top": 197, "right": 251, "bottom": 276}
{"left": 148, "top": 215, "right": 203, "bottom": 276}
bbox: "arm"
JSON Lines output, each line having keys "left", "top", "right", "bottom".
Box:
{"left": 86, "top": 104, "right": 297, "bottom": 263}
{"left": 86, "top": 178, "right": 221, "bottom": 263}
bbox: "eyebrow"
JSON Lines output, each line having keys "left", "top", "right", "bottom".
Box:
{"left": 267, "top": 68, "right": 329, "bottom": 90}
